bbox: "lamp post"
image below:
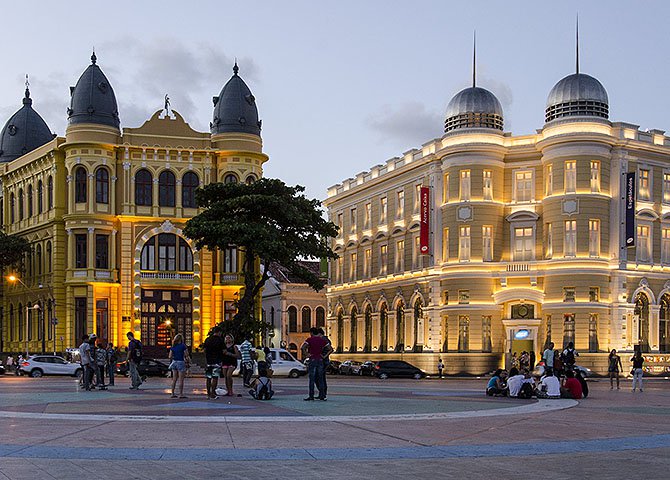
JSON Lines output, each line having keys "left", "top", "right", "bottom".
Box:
{"left": 7, "top": 275, "right": 44, "bottom": 357}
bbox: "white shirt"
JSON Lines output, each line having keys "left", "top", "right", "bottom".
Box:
{"left": 540, "top": 375, "right": 561, "bottom": 397}
{"left": 507, "top": 375, "right": 534, "bottom": 397}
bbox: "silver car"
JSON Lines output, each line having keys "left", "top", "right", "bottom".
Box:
{"left": 19, "top": 355, "right": 82, "bottom": 378}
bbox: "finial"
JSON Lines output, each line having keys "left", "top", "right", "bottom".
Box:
{"left": 575, "top": 14, "right": 579, "bottom": 74}
{"left": 233, "top": 58, "right": 239, "bottom": 75}
{"left": 91, "top": 47, "right": 97, "bottom": 65}
{"left": 24, "top": 74, "right": 30, "bottom": 99}
{"left": 472, "top": 30, "right": 476, "bottom": 88}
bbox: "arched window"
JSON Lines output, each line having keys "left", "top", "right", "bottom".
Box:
{"left": 10, "top": 193, "right": 15, "bottom": 223}
{"left": 288, "top": 306, "right": 298, "bottom": 333}
{"left": 634, "top": 293, "right": 650, "bottom": 352}
{"left": 336, "top": 309, "right": 344, "bottom": 353}
{"left": 458, "top": 315, "right": 470, "bottom": 352}
{"left": 135, "top": 169, "right": 153, "bottom": 206}
{"left": 159, "top": 170, "right": 176, "bottom": 207}
{"left": 95, "top": 168, "right": 109, "bottom": 204}
{"left": 182, "top": 172, "right": 199, "bottom": 208}
{"left": 140, "top": 234, "right": 193, "bottom": 272}
{"left": 301, "top": 306, "right": 312, "bottom": 332}
{"left": 562, "top": 314, "right": 575, "bottom": 348}
{"left": 413, "top": 299, "right": 423, "bottom": 352}
{"left": 395, "top": 302, "right": 404, "bottom": 352}
{"left": 74, "top": 166, "right": 87, "bottom": 203}
{"left": 223, "top": 173, "right": 238, "bottom": 184}
{"left": 18, "top": 188, "right": 24, "bottom": 221}
{"left": 37, "top": 180, "right": 43, "bottom": 214}
{"left": 36, "top": 244, "right": 42, "bottom": 275}
{"left": 27, "top": 184, "right": 33, "bottom": 217}
{"left": 46, "top": 241, "right": 52, "bottom": 273}
{"left": 660, "top": 294, "right": 670, "bottom": 353}
{"left": 316, "top": 306, "right": 325, "bottom": 329}
{"left": 379, "top": 304, "right": 388, "bottom": 352}
{"left": 364, "top": 306, "right": 372, "bottom": 352}
{"left": 350, "top": 307, "right": 358, "bottom": 352}
{"left": 246, "top": 174, "right": 257, "bottom": 185}
{"left": 47, "top": 176, "right": 53, "bottom": 209}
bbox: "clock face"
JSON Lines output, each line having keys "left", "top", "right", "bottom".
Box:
{"left": 518, "top": 305, "right": 528, "bottom": 317}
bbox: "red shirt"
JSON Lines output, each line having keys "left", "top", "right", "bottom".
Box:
{"left": 564, "top": 377, "right": 583, "bottom": 399}
{"left": 304, "top": 336, "right": 327, "bottom": 360}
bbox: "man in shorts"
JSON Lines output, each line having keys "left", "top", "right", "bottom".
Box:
{"left": 203, "top": 326, "right": 224, "bottom": 399}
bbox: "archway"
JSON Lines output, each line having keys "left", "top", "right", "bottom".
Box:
{"left": 395, "top": 301, "right": 405, "bottom": 352}
{"left": 660, "top": 294, "right": 670, "bottom": 353}
{"left": 379, "top": 304, "right": 388, "bottom": 352}
{"left": 350, "top": 307, "right": 358, "bottom": 353}
{"left": 413, "top": 298, "right": 423, "bottom": 352}
{"left": 634, "top": 292, "right": 650, "bottom": 352}
{"left": 336, "top": 309, "right": 344, "bottom": 353}
{"left": 364, "top": 305, "right": 372, "bottom": 352}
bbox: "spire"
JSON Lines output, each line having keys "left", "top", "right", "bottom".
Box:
{"left": 575, "top": 14, "right": 579, "bottom": 74}
{"left": 23, "top": 74, "right": 32, "bottom": 105}
{"left": 472, "top": 31, "right": 476, "bottom": 87}
{"left": 91, "top": 47, "right": 97, "bottom": 65}
{"left": 233, "top": 58, "right": 239, "bottom": 76}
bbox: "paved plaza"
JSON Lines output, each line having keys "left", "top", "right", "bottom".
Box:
{"left": 0, "top": 374, "right": 669, "bottom": 479}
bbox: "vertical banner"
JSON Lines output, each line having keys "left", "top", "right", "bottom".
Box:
{"left": 420, "top": 186, "right": 430, "bottom": 254}
{"left": 625, "top": 172, "right": 636, "bottom": 247}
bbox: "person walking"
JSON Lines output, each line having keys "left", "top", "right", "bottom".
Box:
{"left": 168, "top": 333, "right": 190, "bottom": 399}
{"left": 78, "top": 334, "right": 94, "bottom": 390}
{"left": 437, "top": 358, "right": 444, "bottom": 379}
{"left": 608, "top": 349, "right": 623, "bottom": 389}
{"left": 203, "top": 327, "right": 225, "bottom": 399}
{"left": 221, "top": 334, "right": 241, "bottom": 397}
{"left": 631, "top": 350, "right": 645, "bottom": 392}
{"left": 106, "top": 343, "right": 117, "bottom": 386}
{"left": 239, "top": 336, "right": 254, "bottom": 388}
{"left": 301, "top": 327, "right": 328, "bottom": 401}
{"left": 126, "top": 332, "right": 143, "bottom": 390}
{"left": 542, "top": 342, "right": 555, "bottom": 375}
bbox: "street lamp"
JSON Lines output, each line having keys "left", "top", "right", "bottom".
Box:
{"left": 6, "top": 274, "right": 43, "bottom": 357}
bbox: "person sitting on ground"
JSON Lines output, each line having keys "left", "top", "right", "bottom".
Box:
{"left": 537, "top": 369, "right": 561, "bottom": 399}
{"left": 486, "top": 369, "right": 508, "bottom": 396}
{"left": 560, "top": 370, "right": 583, "bottom": 399}
{"left": 574, "top": 369, "right": 589, "bottom": 398}
{"left": 249, "top": 367, "right": 274, "bottom": 400}
{"left": 507, "top": 368, "right": 535, "bottom": 398}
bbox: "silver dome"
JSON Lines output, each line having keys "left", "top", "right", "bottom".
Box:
{"left": 444, "top": 86, "right": 503, "bottom": 132}
{"left": 545, "top": 73, "right": 608, "bottom": 123}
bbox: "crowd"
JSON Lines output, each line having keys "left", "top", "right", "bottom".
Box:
{"left": 77, "top": 333, "right": 120, "bottom": 390}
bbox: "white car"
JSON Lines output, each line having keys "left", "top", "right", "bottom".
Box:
{"left": 234, "top": 348, "right": 307, "bottom": 378}
{"left": 19, "top": 355, "right": 82, "bottom": 378}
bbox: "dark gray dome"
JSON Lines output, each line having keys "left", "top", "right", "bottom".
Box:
{"left": 444, "top": 86, "right": 503, "bottom": 132}
{"left": 211, "top": 63, "right": 261, "bottom": 136}
{"left": 67, "top": 53, "right": 120, "bottom": 129}
{"left": 545, "top": 73, "right": 608, "bottom": 123}
{"left": 0, "top": 87, "right": 53, "bottom": 163}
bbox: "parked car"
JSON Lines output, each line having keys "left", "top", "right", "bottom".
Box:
{"left": 373, "top": 360, "right": 425, "bottom": 379}
{"left": 339, "top": 360, "right": 362, "bottom": 375}
{"left": 234, "top": 348, "right": 307, "bottom": 378}
{"left": 116, "top": 358, "right": 170, "bottom": 378}
{"left": 359, "top": 361, "right": 376, "bottom": 376}
{"left": 326, "top": 359, "right": 341, "bottom": 375}
{"left": 19, "top": 355, "right": 82, "bottom": 378}
{"left": 0, "top": 364, "right": 5, "bottom": 375}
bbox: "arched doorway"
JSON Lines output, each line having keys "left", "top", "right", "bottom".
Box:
{"left": 395, "top": 301, "right": 405, "bottom": 352}
{"left": 379, "top": 304, "right": 388, "bottom": 352}
{"left": 634, "top": 292, "right": 650, "bottom": 352}
{"left": 141, "top": 289, "right": 193, "bottom": 353}
{"left": 336, "top": 309, "right": 344, "bottom": 353}
{"left": 413, "top": 299, "right": 423, "bottom": 352}
{"left": 660, "top": 294, "right": 670, "bottom": 353}
{"left": 364, "top": 306, "right": 372, "bottom": 352}
{"left": 350, "top": 307, "right": 358, "bottom": 353}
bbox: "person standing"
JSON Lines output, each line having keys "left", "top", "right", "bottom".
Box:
{"left": 221, "top": 334, "right": 241, "bottom": 397}
{"left": 106, "top": 343, "right": 117, "bottom": 386}
{"left": 239, "top": 336, "right": 254, "bottom": 388}
{"left": 169, "top": 334, "right": 190, "bottom": 399}
{"left": 78, "top": 334, "right": 94, "bottom": 391}
{"left": 608, "top": 349, "right": 623, "bottom": 389}
{"left": 561, "top": 342, "right": 579, "bottom": 371}
{"left": 317, "top": 328, "right": 333, "bottom": 398}
{"left": 529, "top": 351, "right": 536, "bottom": 370}
{"left": 5, "top": 355, "right": 14, "bottom": 374}
{"left": 631, "top": 350, "right": 645, "bottom": 392}
{"left": 203, "top": 327, "right": 225, "bottom": 399}
{"left": 16, "top": 354, "right": 23, "bottom": 376}
{"left": 126, "top": 332, "right": 143, "bottom": 390}
{"left": 94, "top": 339, "right": 108, "bottom": 389}
{"left": 542, "top": 342, "right": 555, "bottom": 374}
{"left": 437, "top": 358, "right": 444, "bottom": 379}
{"left": 301, "top": 327, "right": 328, "bottom": 401}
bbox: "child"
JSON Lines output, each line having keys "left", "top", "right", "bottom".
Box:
{"left": 249, "top": 367, "right": 274, "bottom": 400}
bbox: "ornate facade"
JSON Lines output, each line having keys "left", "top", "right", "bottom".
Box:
{"left": 0, "top": 55, "right": 268, "bottom": 355}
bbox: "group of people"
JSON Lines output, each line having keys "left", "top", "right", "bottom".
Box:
{"left": 511, "top": 350, "right": 536, "bottom": 372}
{"left": 487, "top": 366, "right": 588, "bottom": 400}
{"left": 608, "top": 349, "right": 645, "bottom": 392}
{"left": 77, "top": 334, "right": 120, "bottom": 390}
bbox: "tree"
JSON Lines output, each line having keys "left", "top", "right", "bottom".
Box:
{"left": 0, "top": 231, "right": 30, "bottom": 274}
{"left": 184, "top": 178, "right": 339, "bottom": 339}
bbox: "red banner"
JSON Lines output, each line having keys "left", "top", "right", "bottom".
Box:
{"left": 420, "top": 186, "right": 430, "bottom": 255}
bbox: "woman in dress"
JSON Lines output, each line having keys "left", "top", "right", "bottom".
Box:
{"left": 169, "top": 334, "right": 190, "bottom": 398}
{"left": 221, "top": 334, "right": 241, "bottom": 396}
{"left": 608, "top": 349, "right": 623, "bottom": 389}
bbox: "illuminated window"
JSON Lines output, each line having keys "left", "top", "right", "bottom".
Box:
{"left": 412, "top": 236, "right": 421, "bottom": 269}
{"left": 482, "top": 225, "right": 493, "bottom": 262}
{"left": 458, "top": 315, "right": 470, "bottom": 352}
{"left": 379, "top": 244, "right": 388, "bottom": 275}
{"left": 443, "top": 174, "right": 449, "bottom": 204}
{"left": 589, "top": 219, "right": 600, "bottom": 257}
{"left": 514, "top": 170, "right": 533, "bottom": 202}
{"left": 546, "top": 223, "right": 553, "bottom": 259}
{"left": 396, "top": 190, "right": 404, "bottom": 219}
{"left": 545, "top": 164, "right": 553, "bottom": 196}
{"left": 564, "top": 220, "right": 576, "bottom": 257}
{"left": 589, "top": 314, "right": 599, "bottom": 352}
{"left": 395, "top": 240, "right": 404, "bottom": 273}
{"left": 513, "top": 227, "right": 533, "bottom": 261}
{"left": 563, "top": 287, "right": 576, "bottom": 302}
{"left": 662, "top": 228, "right": 670, "bottom": 264}
{"left": 637, "top": 225, "right": 651, "bottom": 262}
{"left": 363, "top": 248, "right": 371, "bottom": 277}
{"left": 563, "top": 314, "right": 575, "bottom": 346}
{"left": 639, "top": 169, "right": 650, "bottom": 201}
{"left": 350, "top": 208, "right": 357, "bottom": 234}
{"left": 414, "top": 184, "right": 421, "bottom": 213}
{"left": 380, "top": 197, "right": 387, "bottom": 224}
{"left": 459, "top": 170, "right": 471, "bottom": 201}
{"left": 349, "top": 252, "right": 357, "bottom": 282}
{"left": 337, "top": 213, "right": 343, "bottom": 237}
{"left": 459, "top": 225, "right": 471, "bottom": 262}
{"left": 483, "top": 170, "right": 493, "bottom": 201}
{"left": 663, "top": 172, "right": 670, "bottom": 204}
{"left": 442, "top": 227, "right": 449, "bottom": 262}
{"left": 482, "top": 316, "right": 492, "bottom": 352}
{"left": 565, "top": 161, "right": 576, "bottom": 193}
{"left": 364, "top": 202, "right": 371, "bottom": 229}
{"left": 336, "top": 257, "right": 343, "bottom": 283}
{"left": 590, "top": 161, "right": 600, "bottom": 193}
{"left": 589, "top": 287, "right": 600, "bottom": 302}
{"left": 458, "top": 290, "right": 469, "bottom": 304}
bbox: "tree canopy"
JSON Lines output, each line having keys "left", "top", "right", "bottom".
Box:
{"left": 184, "top": 178, "right": 339, "bottom": 339}
{"left": 0, "top": 231, "right": 30, "bottom": 274}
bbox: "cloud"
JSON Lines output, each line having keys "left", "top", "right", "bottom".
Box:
{"left": 366, "top": 101, "right": 443, "bottom": 146}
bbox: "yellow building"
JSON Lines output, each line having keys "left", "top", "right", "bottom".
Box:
{"left": 0, "top": 55, "right": 268, "bottom": 356}
{"left": 325, "top": 61, "right": 670, "bottom": 375}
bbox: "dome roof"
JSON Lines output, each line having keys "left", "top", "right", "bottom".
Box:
{"left": 67, "top": 52, "right": 120, "bottom": 129}
{"left": 211, "top": 63, "right": 261, "bottom": 136}
{"left": 0, "top": 87, "right": 53, "bottom": 163}
{"left": 545, "top": 73, "right": 608, "bottom": 123}
{"left": 444, "top": 86, "right": 503, "bottom": 133}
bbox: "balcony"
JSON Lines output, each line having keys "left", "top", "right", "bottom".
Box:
{"left": 506, "top": 262, "right": 530, "bottom": 272}
{"left": 140, "top": 272, "right": 194, "bottom": 280}
{"left": 214, "top": 272, "right": 244, "bottom": 285}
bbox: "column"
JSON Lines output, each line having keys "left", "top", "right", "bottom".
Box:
{"left": 651, "top": 305, "right": 661, "bottom": 351}
{"left": 87, "top": 227, "right": 95, "bottom": 274}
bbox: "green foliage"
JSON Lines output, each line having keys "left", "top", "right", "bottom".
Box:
{"left": 0, "top": 231, "right": 30, "bottom": 274}
{"left": 184, "top": 178, "right": 339, "bottom": 338}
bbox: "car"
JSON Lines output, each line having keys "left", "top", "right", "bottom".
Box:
{"left": 234, "top": 348, "right": 307, "bottom": 378}
{"left": 325, "top": 359, "right": 341, "bottom": 375}
{"left": 338, "top": 360, "right": 362, "bottom": 375}
{"left": 373, "top": 360, "right": 425, "bottom": 379}
{"left": 19, "top": 355, "right": 82, "bottom": 378}
{"left": 116, "top": 358, "right": 170, "bottom": 378}
{"left": 359, "top": 361, "right": 376, "bottom": 376}
{"left": 0, "top": 365, "right": 5, "bottom": 375}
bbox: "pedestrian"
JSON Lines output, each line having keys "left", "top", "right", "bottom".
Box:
{"left": 608, "top": 349, "right": 623, "bottom": 389}
{"left": 126, "top": 332, "right": 143, "bottom": 390}
{"left": 239, "top": 336, "right": 254, "bottom": 388}
{"left": 248, "top": 366, "right": 274, "bottom": 400}
{"left": 529, "top": 350, "right": 536, "bottom": 370}
{"left": 437, "top": 358, "right": 444, "bottom": 378}
{"left": 94, "top": 339, "right": 108, "bottom": 389}
{"left": 631, "top": 350, "right": 644, "bottom": 392}
{"left": 255, "top": 344, "right": 267, "bottom": 373}
{"left": 5, "top": 355, "right": 14, "bottom": 374}
{"left": 16, "top": 354, "right": 23, "bottom": 376}
{"left": 542, "top": 342, "right": 555, "bottom": 375}
{"left": 553, "top": 350, "right": 564, "bottom": 377}
{"left": 203, "top": 326, "right": 225, "bottom": 399}
{"left": 78, "top": 334, "right": 94, "bottom": 391}
{"left": 168, "top": 333, "right": 190, "bottom": 399}
{"left": 264, "top": 346, "right": 273, "bottom": 377}
{"left": 221, "top": 334, "right": 241, "bottom": 396}
{"left": 106, "top": 343, "right": 117, "bottom": 386}
{"left": 561, "top": 342, "right": 579, "bottom": 371}
{"left": 318, "top": 327, "right": 332, "bottom": 398}
{"left": 301, "top": 327, "right": 329, "bottom": 401}
{"left": 511, "top": 352, "right": 519, "bottom": 369}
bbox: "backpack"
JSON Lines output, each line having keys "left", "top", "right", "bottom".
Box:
{"left": 563, "top": 349, "right": 575, "bottom": 365}
{"left": 256, "top": 378, "right": 273, "bottom": 400}
{"left": 131, "top": 340, "right": 143, "bottom": 362}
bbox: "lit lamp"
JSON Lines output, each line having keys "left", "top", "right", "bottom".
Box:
{"left": 6, "top": 274, "right": 41, "bottom": 357}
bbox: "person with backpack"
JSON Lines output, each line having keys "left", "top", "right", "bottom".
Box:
{"left": 248, "top": 366, "right": 274, "bottom": 400}
{"left": 126, "top": 332, "right": 143, "bottom": 390}
{"left": 107, "top": 343, "right": 118, "bottom": 386}
{"left": 562, "top": 342, "right": 578, "bottom": 371}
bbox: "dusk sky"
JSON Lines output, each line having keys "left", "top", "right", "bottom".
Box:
{"left": 1, "top": 1, "right": 668, "bottom": 200}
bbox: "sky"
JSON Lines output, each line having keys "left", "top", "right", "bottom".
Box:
{"left": 1, "top": 1, "right": 669, "bottom": 201}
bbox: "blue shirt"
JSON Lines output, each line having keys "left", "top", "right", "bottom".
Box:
{"left": 170, "top": 343, "right": 188, "bottom": 361}
{"left": 487, "top": 376, "right": 500, "bottom": 389}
